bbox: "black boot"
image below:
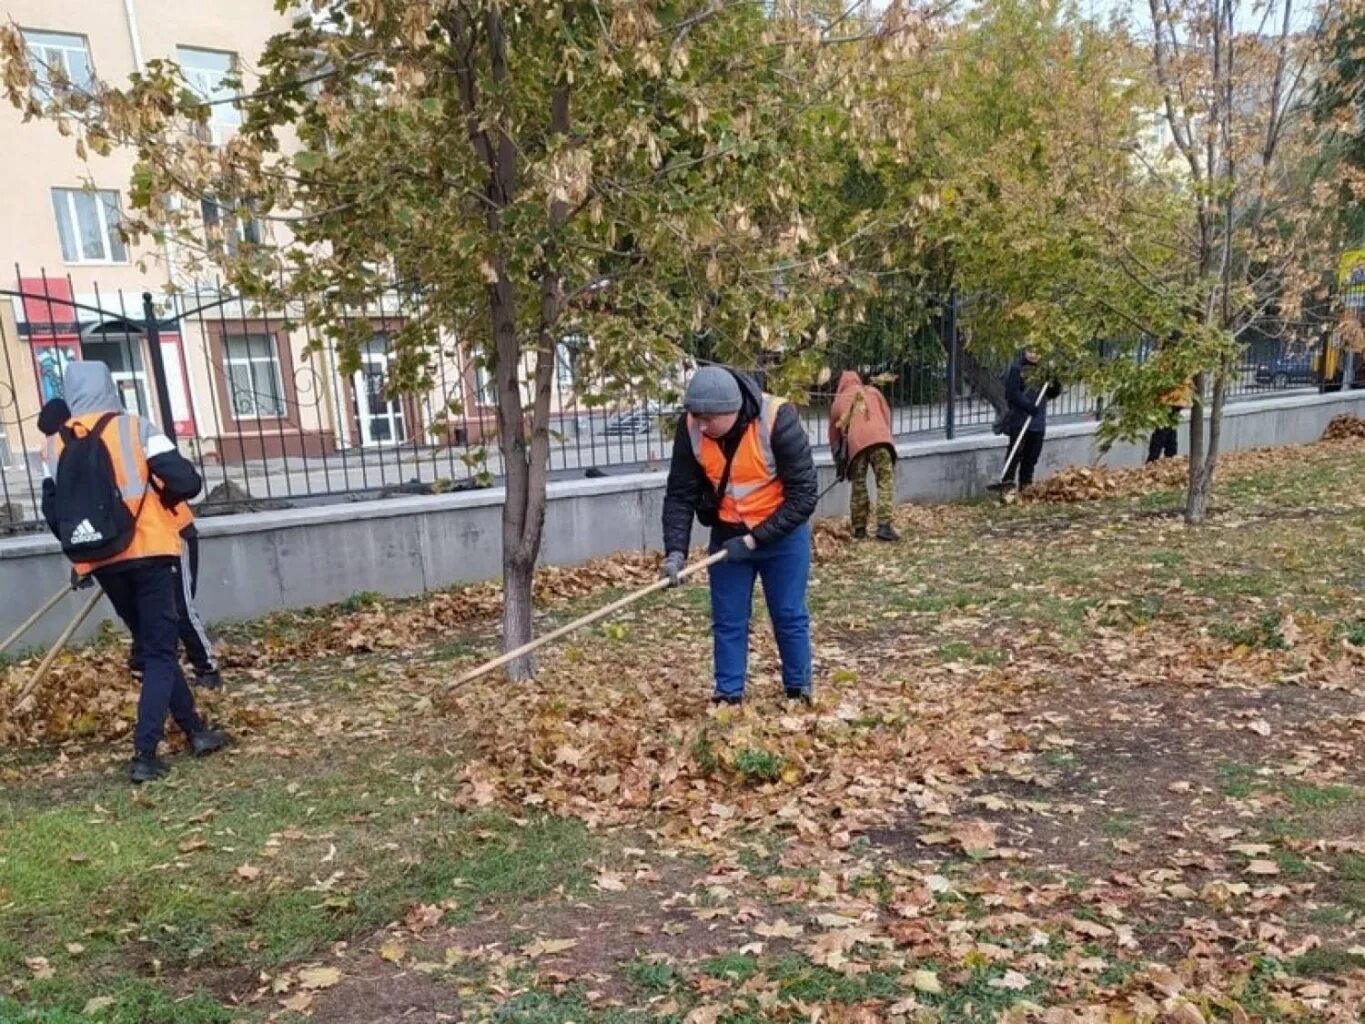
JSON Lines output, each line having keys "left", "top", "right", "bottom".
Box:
{"left": 875, "top": 523, "right": 900, "bottom": 542}
{"left": 129, "top": 752, "right": 170, "bottom": 784}
{"left": 710, "top": 694, "right": 743, "bottom": 707}
{"left": 190, "top": 730, "right": 230, "bottom": 757}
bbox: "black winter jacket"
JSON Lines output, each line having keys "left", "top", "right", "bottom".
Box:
{"left": 1004, "top": 356, "right": 1062, "bottom": 435}
{"left": 662, "top": 369, "right": 818, "bottom": 555}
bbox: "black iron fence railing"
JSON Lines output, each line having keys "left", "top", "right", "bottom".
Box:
{"left": 0, "top": 267, "right": 1334, "bottom": 529}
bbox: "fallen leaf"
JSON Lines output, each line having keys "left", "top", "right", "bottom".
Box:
{"left": 178, "top": 838, "right": 209, "bottom": 854}
{"left": 1070, "top": 918, "right": 1113, "bottom": 939}
{"left": 912, "top": 969, "right": 943, "bottom": 994}
{"left": 297, "top": 965, "right": 343, "bottom": 989}
{"left": 989, "top": 969, "right": 1032, "bottom": 991}
{"left": 685, "top": 1006, "right": 725, "bottom": 1024}
{"left": 82, "top": 996, "right": 114, "bottom": 1015}
{"left": 236, "top": 863, "right": 262, "bottom": 881}
{"left": 25, "top": 957, "right": 53, "bottom": 980}
{"left": 1246, "top": 860, "right": 1281, "bottom": 876}
{"left": 522, "top": 937, "right": 579, "bottom": 958}
{"left": 594, "top": 871, "right": 628, "bottom": 892}
{"left": 950, "top": 820, "right": 998, "bottom": 856}
{"left": 754, "top": 918, "right": 805, "bottom": 939}
{"left": 281, "top": 990, "right": 315, "bottom": 1013}
{"left": 379, "top": 940, "right": 407, "bottom": 963}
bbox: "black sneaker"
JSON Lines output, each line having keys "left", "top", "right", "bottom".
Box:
{"left": 194, "top": 670, "right": 223, "bottom": 691}
{"left": 875, "top": 523, "right": 900, "bottom": 543}
{"left": 129, "top": 753, "right": 170, "bottom": 784}
{"left": 190, "top": 730, "right": 230, "bottom": 757}
{"left": 852, "top": 527, "right": 868, "bottom": 540}
{"left": 784, "top": 688, "right": 814, "bottom": 705}
{"left": 128, "top": 662, "right": 144, "bottom": 681}
{"left": 710, "top": 694, "right": 743, "bottom": 707}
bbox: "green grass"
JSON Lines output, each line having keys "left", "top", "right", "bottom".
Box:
{"left": 0, "top": 978, "right": 246, "bottom": 1023}
{"left": 731, "top": 747, "right": 785, "bottom": 784}
{"left": 1274, "top": 850, "right": 1312, "bottom": 879}
{"left": 0, "top": 750, "right": 591, "bottom": 1018}
{"left": 1307, "top": 906, "right": 1354, "bottom": 926}
{"left": 1217, "top": 760, "right": 1261, "bottom": 799}
{"left": 1100, "top": 813, "right": 1138, "bottom": 838}
{"left": 937, "top": 642, "right": 1010, "bottom": 666}
{"left": 700, "top": 952, "right": 761, "bottom": 983}
{"left": 1282, "top": 783, "right": 1357, "bottom": 811}
{"left": 1290, "top": 948, "right": 1365, "bottom": 977}
{"left": 622, "top": 958, "right": 679, "bottom": 995}
{"left": 1337, "top": 856, "right": 1365, "bottom": 882}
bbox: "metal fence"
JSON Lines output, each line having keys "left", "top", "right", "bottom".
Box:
{"left": 0, "top": 267, "right": 1335, "bottom": 531}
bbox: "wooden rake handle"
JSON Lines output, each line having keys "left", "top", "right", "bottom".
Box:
{"left": 12, "top": 588, "right": 103, "bottom": 712}
{"left": 0, "top": 582, "right": 74, "bottom": 657}
{"left": 447, "top": 550, "right": 728, "bottom": 691}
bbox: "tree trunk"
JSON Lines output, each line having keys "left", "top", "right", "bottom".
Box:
{"left": 490, "top": 1, "right": 574, "bottom": 681}
{"left": 959, "top": 347, "right": 1007, "bottom": 411}
{"left": 1185, "top": 370, "right": 1209, "bottom": 523}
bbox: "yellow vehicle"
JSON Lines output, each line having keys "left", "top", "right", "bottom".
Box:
{"left": 1314, "top": 337, "right": 1365, "bottom": 390}
{"left": 1322, "top": 250, "right": 1365, "bottom": 389}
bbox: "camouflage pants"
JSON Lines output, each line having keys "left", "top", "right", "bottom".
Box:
{"left": 849, "top": 447, "right": 894, "bottom": 529}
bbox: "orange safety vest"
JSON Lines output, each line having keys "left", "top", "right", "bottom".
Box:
{"left": 45, "top": 412, "right": 185, "bottom": 574}
{"left": 1161, "top": 381, "right": 1194, "bottom": 409}
{"left": 688, "top": 396, "right": 787, "bottom": 529}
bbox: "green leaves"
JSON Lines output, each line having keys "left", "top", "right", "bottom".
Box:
{"left": 292, "top": 149, "right": 325, "bottom": 173}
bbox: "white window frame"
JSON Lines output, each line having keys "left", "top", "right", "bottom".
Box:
{"left": 51, "top": 187, "right": 128, "bottom": 265}
{"left": 223, "top": 333, "right": 287, "bottom": 420}
{"left": 176, "top": 46, "right": 242, "bottom": 143}
{"left": 201, "top": 197, "right": 263, "bottom": 257}
{"left": 22, "top": 29, "right": 94, "bottom": 102}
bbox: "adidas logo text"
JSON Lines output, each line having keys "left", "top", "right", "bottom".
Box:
{"left": 70, "top": 519, "right": 104, "bottom": 545}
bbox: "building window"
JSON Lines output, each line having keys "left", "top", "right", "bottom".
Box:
{"left": 555, "top": 336, "right": 588, "bottom": 394}
{"left": 473, "top": 358, "right": 496, "bottom": 405}
{"left": 51, "top": 188, "right": 128, "bottom": 264}
{"left": 176, "top": 47, "right": 241, "bottom": 141}
{"left": 22, "top": 30, "right": 94, "bottom": 102}
{"left": 223, "top": 333, "right": 286, "bottom": 418}
{"left": 201, "top": 197, "right": 262, "bottom": 257}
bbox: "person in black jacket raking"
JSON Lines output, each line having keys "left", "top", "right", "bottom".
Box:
{"left": 1001, "top": 349, "right": 1062, "bottom": 490}
{"left": 660, "top": 366, "right": 819, "bottom": 705}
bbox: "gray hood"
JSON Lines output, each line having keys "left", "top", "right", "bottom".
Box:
{"left": 64, "top": 361, "right": 122, "bottom": 416}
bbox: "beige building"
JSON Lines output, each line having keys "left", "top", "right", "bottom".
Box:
{"left": 0, "top": 1, "right": 658, "bottom": 513}
{"left": 0, "top": 0, "right": 507, "bottom": 488}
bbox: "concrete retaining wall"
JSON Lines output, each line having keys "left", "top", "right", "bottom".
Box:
{"left": 2, "top": 390, "right": 1360, "bottom": 650}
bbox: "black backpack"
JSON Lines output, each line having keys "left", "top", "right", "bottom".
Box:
{"left": 53, "top": 412, "right": 143, "bottom": 563}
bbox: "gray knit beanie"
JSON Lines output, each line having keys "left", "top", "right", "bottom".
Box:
{"left": 684, "top": 366, "right": 742, "bottom": 414}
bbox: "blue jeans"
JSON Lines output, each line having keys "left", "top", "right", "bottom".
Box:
{"left": 708, "top": 522, "right": 812, "bottom": 699}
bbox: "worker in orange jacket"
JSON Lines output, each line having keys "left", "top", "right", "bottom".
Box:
{"left": 40, "top": 398, "right": 222, "bottom": 690}
{"left": 41, "top": 363, "right": 228, "bottom": 783}
{"left": 1148, "top": 382, "right": 1193, "bottom": 462}
{"left": 659, "top": 366, "right": 819, "bottom": 704}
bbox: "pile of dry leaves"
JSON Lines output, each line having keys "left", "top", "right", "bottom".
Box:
{"left": 1023, "top": 433, "right": 1365, "bottom": 505}
{"left": 0, "top": 553, "right": 675, "bottom": 747}
{"left": 1322, "top": 413, "right": 1365, "bottom": 441}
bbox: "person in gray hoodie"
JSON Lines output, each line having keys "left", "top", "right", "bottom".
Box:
{"left": 39, "top": 395, "right": 222, "bottom": 690}
{"left": 42, "top": 362, "right": 228, "bottom": 783}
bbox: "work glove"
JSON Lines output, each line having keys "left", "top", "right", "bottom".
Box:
{"left": 661, "top": 550, "right": 686, "bottom": 588}
{"left": 721, "top": 535, "right": 756, "bottom": 563}
{"left": 70, "top": 569, "right": 93, "bottom": 591}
